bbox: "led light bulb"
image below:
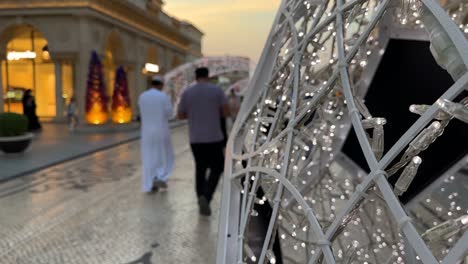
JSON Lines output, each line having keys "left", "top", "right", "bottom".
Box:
{"left": 421, "top": 6, "right": 466, "bottom": 80}
{"left": 355, "top": 97, "right": 372, "bottom": 119}
{"left": 255, "top": 198, "right": 265, "bottom": 205}
{"left": 244, "top": 244, "right": 257, "bottom": 262}
{"left": 437, "top": 99, "right": 468, "bottom": 123}
{"left": 408, "top": 121, "right": 442, "bottom": 153}
{"left": 409, "top": 104, "right": 451, "bottom": 120}
{"left": 266, "top": 249, "right": 276, "bottom": 263}
{"left": 372, "top": 125, "right": 384, "bottom": 161}
{"left": 422, "top": 215, "right": 468, "bottom": 242}
{"left": 361, "top": 117, "right": 387, "bottom": 129}
{"left": 394, "top": 156, "right": 422, "bottom": 196}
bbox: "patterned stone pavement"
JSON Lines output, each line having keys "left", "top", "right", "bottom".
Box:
{"left": 0, "top": 126, "right": 220, "bottom": 264}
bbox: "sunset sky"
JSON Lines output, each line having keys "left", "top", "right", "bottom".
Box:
{"left": 164, "top": 0, "right": 281, "bottom": 63}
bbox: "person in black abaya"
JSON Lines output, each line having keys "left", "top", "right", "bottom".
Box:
{"left": 22, "top": 89, "right": 42, "bottom": 131}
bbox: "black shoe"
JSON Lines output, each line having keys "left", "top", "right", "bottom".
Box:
{"left": 154, "top": 180, "right": 168, "bottom": 189}
{"left": 150, "top": 185, "right": 159, "bottom": 193}
{"left": 198, "top": 196, "right": 211, "bottom": 216}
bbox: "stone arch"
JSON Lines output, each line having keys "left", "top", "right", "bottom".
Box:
{"left": 0, "top": 23, "right": 55, "bottom": 60}
{"left": 0, "top": 24, "right": 57, "bottom": 116}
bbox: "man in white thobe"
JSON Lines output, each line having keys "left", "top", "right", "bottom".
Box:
{"left": 138, "top": 76, "right": 174, "bottom": 193}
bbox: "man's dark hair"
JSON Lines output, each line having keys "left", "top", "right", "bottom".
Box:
{"left": 195, "top": 67, "right": 209, "bottom": 79}
{"left": 152, "top": 80, "right": 163, "bottom": 86}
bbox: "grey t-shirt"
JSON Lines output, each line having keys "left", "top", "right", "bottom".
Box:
{"left": 178, "top": 82, "right": 227, "bottom": 144}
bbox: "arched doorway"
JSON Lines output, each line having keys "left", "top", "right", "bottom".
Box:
{"left": 1, "top": 24, "right": 56, "bottom": 117}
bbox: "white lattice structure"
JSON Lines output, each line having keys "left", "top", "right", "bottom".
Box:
{"left": 163, "top": 56, "right": 250, "bottom": 106}
{"left": 217, "top": 0, "right": 468, "bottom": 263}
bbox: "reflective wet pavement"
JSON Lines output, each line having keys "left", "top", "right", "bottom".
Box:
{"left": 0, "top": 126, "right": 220, "bottom": 264}
{"left": 0, "top": 123, "right": 138, "bottom": 182}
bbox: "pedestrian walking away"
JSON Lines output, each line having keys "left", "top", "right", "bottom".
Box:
{"left": 138, "top": 75, "right": 175, "bottom": 193}
{"left": 177, "top": 67, "right": 230, "bottom": 216}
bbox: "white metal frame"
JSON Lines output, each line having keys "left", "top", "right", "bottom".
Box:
{"left": 217, "top": 0, "right": 468, "bottom": 263}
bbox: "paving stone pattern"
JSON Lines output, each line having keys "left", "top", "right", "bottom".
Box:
{"left": 0, "top": 126, "right": 220, "bottom": 264}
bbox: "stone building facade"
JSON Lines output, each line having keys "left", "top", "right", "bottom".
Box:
{"left": 0, "top": 0, "right": 203, "bottom": 121}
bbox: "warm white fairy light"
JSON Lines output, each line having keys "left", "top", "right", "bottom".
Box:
{"left": 394, "top": 156, "right": 422, "bottom": 196}
{"left": 437, "top": 98, "right": 468, "bottom": 123}
{"left": 220, "top": 0, "right": 468, "bottom": 263}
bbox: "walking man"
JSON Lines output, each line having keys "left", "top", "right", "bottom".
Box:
{"left": 138, "top": 76, "right": 175, "bottom": 193}
{"left": 178, "top": 67, "right": 229, "bottom": 215}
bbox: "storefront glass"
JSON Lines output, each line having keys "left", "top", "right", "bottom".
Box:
{"left": 2, "top": 28, "right": 55, "bottom": 117}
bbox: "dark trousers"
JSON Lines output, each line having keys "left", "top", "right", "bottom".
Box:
{"left": 220, "top": 117, "right": 228, "bottom": 147}
{"left": 190, "top": 141, "right": 225, "bottom": 202}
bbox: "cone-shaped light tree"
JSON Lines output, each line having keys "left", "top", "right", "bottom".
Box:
{"left": 111, "top": 66, "right": 132, "bottom": 123}
{"left": 85, "top": 51, "right": 109, "bottom": 124}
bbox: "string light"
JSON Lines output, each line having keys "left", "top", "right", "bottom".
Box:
{"left": 222, "top": 0, "right": 468, "bottom": 263}
{"left": 394, "top": 156, "right": 422, "bottom": 196}
{"left": 437, "top": 98, "right": 468, "bottom": 123}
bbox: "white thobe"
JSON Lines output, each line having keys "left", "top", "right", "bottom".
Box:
{"left": 138, "top": 88, "right": 175, "bottom": 193}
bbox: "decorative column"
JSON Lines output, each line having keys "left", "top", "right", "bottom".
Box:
{"left": 0, "top": 61, "right": 3, "bottom": 113}
{"left": 126, "top": 64, "right": 138, "bottom": 116}
{"left": 76, "top": 16, "right": 92, "bottom": 123}
{"left": 54, "top": 60, "right": 64, "bottom": 121}
{"left": 135, "top": 60, "right": 145, "bottom": 94}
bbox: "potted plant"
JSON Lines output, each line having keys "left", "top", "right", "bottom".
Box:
{"left": 0, "top": 113, "right": 34, "bottom": 153}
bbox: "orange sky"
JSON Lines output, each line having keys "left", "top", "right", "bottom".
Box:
{"left": 164, "top": 0, "right": 281, "bottom": 63}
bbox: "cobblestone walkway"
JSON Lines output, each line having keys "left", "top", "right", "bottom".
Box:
{"left": 0, "top": 126, "right": 220, "bottom": 264}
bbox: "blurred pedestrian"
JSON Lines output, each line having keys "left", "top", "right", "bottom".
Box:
{"left": 178, "top": 67, "right": 229, "bottom": 216}
{"left": 67, "top": 97, "right": 78, "bottom": 131}
{"left": 22, "top": 89, "right": 42, "bottom": 131}
{"left": 138, "top": 76, "right": 175, "bottom": 193}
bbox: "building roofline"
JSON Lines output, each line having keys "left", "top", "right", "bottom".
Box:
{"left": 0, "top": 0, "right": 202, "bottom": 49}
{"left": 180, "top": 21, "right": 204, "bottom": 35}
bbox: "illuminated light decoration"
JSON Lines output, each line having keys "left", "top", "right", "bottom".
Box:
{"left": 217, "top": 0, "right": 468, "bottom": 263}
{"left": 85, "top": 51, "right": 109, "bottom": 125}
{"left": 144, "top": 63, "right": 160, "bottom": 73}
{"left": 437, "top": 98, "right": 468, "bottom": 123}
{"left": 111, "top": 66, "right": 132, "bottom": 124}
{"left": 7, "top": 51, "right": 36, "bottom": 60}
{"left": 164, "top": 56, "right": 251, "bottom": 109}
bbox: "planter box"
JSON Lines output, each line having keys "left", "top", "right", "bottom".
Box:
{"left": 0, "top": 133, "right": 34, "bottom": 153}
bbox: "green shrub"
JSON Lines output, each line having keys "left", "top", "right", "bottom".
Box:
{"left": 0, "top": 113, "right": 28, "bottom": 137}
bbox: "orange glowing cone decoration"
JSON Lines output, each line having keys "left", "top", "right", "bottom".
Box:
{"left": 85, "top": 51, "right": 109, "bottom": 124}
{"left": 111, "top": 66, "right": 132, "bottom": 123}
